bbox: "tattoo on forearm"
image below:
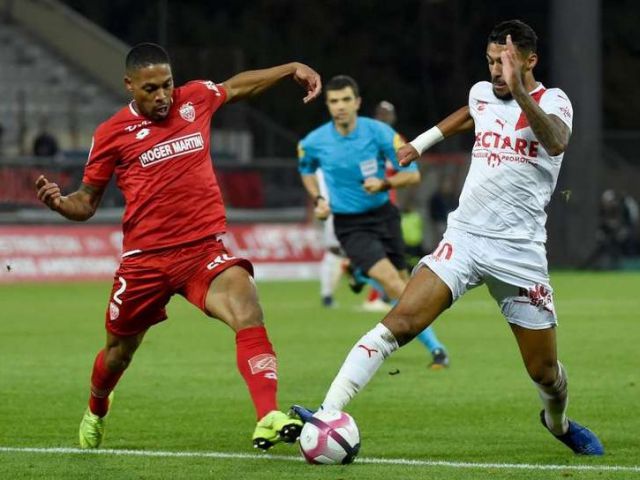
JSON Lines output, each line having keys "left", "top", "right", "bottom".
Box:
{"left": 516, "top": 93, "right": 568, "bottom": 155}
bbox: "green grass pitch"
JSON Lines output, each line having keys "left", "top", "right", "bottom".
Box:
{"left": 1, "top": 271, "right": 639, "bottom": 479}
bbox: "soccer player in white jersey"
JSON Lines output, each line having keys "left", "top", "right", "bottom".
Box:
{"left": 293, "top": 20, "right": 604, "bottom": 455}
{"left": 316, "top": 169, "right": 345, "bottom": 308}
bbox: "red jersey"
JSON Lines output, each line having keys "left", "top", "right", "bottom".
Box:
{"left": 83, "top": 81, "right": 228, "bottom": 255}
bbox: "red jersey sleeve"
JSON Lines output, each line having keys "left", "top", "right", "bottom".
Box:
{"left": 82, "top": 123, "right": 119, "bottom": 188}
{"left": 185, "top": 80, "right": 227, "bottom": 114}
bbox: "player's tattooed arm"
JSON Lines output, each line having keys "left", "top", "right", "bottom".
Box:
{"left": 501, "top": 35, "right": 570, "bottom": 156}
{"left": 223, "top": 62, "right": 321, "bottom": 104}
{"left": 515, "top": 102, "right": 570, "bottom": 156}
{"left": 36, "top": 177, "right": 105, "bottom": 221}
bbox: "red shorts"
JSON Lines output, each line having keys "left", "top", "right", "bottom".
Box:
{"left": 104, "top": 236, "right": 253, "bottom": 336}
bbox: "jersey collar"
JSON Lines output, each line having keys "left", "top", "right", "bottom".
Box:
{"left": 529, "top": 83, "right": 545, "bottom": 95}
{"left": 128, "top": 97, "right": 174, "bottom": 121}
{"left": 331, "top": 116, "right": 360, "bottom": 139}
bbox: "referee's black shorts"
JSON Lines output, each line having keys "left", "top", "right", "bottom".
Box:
{"left": 333, "top": 202, "right": 407, "bottom": 274}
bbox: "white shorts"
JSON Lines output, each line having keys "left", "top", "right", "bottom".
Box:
{"left": 418, "top": 227, "right": 557, "bottom": 330}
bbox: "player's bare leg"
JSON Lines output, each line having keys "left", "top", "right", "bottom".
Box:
{"left": 205, "top": 265, "right": 301, "bottom": 450}
{"left": 79, "top": 329, "right": 146, "bottom": 448}
{"left": 366, "top": 258, "right": 405, "bottom": 300}
{"left": 368, "top": 260, "right": 449, "bottom": 368}
{"left": 318, "top": 266, "right": 451, "bottom": 411}
{"left": 511, "top": 324, "right": 604, "bottom": 455}
{"left": 510, "top": 325, "right": 565, "bottom": 432}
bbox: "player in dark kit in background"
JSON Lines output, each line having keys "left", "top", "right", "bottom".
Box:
{"left": 35, "top": 43, "right": 321, "bottom": 451}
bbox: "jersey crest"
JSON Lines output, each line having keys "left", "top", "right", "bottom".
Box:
{"left": 179, "top": 102, "right": 196, "bottom": 122}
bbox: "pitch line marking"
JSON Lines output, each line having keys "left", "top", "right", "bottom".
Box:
{"left": 1, "top": 446, "right": 639, "bottom": 473}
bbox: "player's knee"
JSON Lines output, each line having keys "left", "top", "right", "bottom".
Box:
{"left": 105, "top": 347, "right": 134, "bottom": 372}
{"left": 228, "top": 300, "right": 264, "bottom": 330}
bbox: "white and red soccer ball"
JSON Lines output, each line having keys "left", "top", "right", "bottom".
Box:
{"left": 298, "top": 410, "right": 360, "bottom": 465}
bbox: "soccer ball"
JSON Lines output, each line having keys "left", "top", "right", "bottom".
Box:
{"left": 299, "top": 410, "right": 361, "bottom": 465}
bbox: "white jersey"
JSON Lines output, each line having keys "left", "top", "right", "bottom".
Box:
{"left": 316, "top": 169, "right": 330, "bottom": 200}
{"left": 316, "top": 169, "right": 340, "bottom": 248}
{"left": 447, "top": 81, "right": 573, "bottom": 242}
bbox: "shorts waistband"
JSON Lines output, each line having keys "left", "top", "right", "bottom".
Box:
{"left": 121, "top": 233, "right": 223, "bottom": 258}
{"left": 333, "top": 202, "right": 396, "bottom": 220}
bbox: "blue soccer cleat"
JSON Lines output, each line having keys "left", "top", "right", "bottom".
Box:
{"left": 540, "top": 410, "right": 604, "bottom": 455}
{"left": 428, "top": 348, "right": 450, "bottom": 370}
{"left": 290, "top": 404, "right": 316, "bottom": 423}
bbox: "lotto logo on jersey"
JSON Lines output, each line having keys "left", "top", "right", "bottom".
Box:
{"left": 138, "top": 133, "right": 205, "bottom": 167}
{"left": 136, "top": 128, "right": 151, "bottom": 140}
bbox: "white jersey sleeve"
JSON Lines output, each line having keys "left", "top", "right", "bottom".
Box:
{"left": 468, "top": 81, "right": 489, "bottom": 121}
{"left": 539, "top": 88, "right": 573, "bottom": 131}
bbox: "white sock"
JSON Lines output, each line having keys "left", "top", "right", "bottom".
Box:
{"left": 320, "top": 251, "right": 341, "bottom": 297}
{"left": 535, "top": 361, "right": 569, "bottom": 435}
{"left": 321, "top": 323, "right": 399, "bottom": 411}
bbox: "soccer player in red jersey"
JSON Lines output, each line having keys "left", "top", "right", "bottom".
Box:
{"left": 35, "top": 43, "right": 321, "bottom": 451}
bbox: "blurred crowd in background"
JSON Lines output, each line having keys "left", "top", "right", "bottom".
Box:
{"left": 0, "top": 0, "right": 638, "bottom": 270}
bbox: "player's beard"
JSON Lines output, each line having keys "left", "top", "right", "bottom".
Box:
{"left": 492, "top": 78, "right": 512, "bottom": 101}
{"left": 492, "top": 86, "right": 513, "bottom": 101}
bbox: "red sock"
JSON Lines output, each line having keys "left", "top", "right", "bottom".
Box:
{"left": 236, "top": 326, "right": 278, "bottom": 420}
{"left": 367, "top": 288, "right": 380, "bottom": 302}
{"left": 88, "top": 350, "right": 124, "bottom": 417}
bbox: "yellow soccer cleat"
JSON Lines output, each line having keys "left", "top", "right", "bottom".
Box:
{"left": 79, "top": 392, "right": 113, "bottom": 449}
{"left": 252, "top": 410, "right": 303, "bottom": 451}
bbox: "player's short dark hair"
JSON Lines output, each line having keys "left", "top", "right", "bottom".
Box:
{"left": 488, "top": 20, "right": 538, "bottom": 54}
{"left": 325, "top": 75, "right": 360, "bottom": 97}
{"left": 125, "top": 43, "right": 171, "bottom": 72}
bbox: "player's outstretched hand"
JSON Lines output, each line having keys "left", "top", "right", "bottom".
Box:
{"left": 293, "top": 63, "right": 322, "bottom": 103}
{"left": 314, "top": 197, "right": 331, "bottom": 220}
{"left": 35, "top": 175, "right": 62, "bottom": 211}
{"left": 500, "top": 35, "right": 524, "bottom": 95}
{"left": 397, "top": 143, "right": 420, "bottom": 167}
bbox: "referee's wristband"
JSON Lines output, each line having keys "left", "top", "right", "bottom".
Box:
{"left": 313, "top": 195, "right": 325, "bottom": 206}
{"left": 380, "top": 179, "right": 392, "bottom": 191}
